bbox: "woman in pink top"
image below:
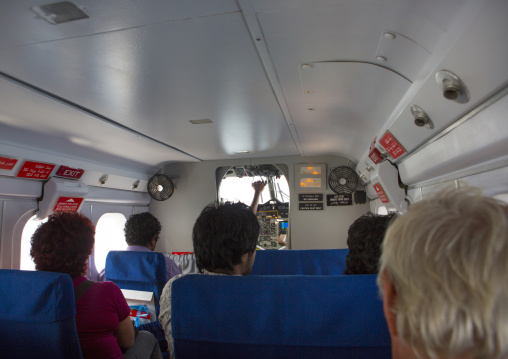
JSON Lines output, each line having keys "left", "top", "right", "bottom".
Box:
{"left": 30, "top": 211, "right": 162, "bottom": 359}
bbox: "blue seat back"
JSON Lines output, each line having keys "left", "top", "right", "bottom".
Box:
{"left": 105, "top": 251, "right": 167, "bottom": 317}
{"left": 251, "top": 249, "right": 348, "bottom": 275}
{"left": 172, "top": 274, "right": 391, "bottom": 359}
{"left": 0, "top": 269, "right": 83, "bottom": 359}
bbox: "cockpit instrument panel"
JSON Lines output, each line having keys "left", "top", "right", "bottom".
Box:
{"left": 256, "top": 200, "right": 289, "bottom": 249}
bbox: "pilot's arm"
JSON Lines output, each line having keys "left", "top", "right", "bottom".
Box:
{"left": 250, "top": 180, "right": 266, "bottom": 214}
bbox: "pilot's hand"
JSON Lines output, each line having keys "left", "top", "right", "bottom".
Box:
{"left": 252, "top": 180, "right": 266, "bottom": 192}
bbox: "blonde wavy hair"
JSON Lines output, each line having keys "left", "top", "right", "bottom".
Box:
{"left": 378, "top": 187, "right": 508, "bottom": 359}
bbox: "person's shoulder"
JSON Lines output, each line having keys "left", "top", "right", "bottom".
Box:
{"left": 96, "top": 280, "right": 123, "bottom": 293}
{"left": 165, "top": 256, "right": 180, "bottom": 269}
{"left": 162, "top": 274, "right": 185, "bottom": 295}
{"left": 167, "top": 273, "right": 185, "bottom": 287}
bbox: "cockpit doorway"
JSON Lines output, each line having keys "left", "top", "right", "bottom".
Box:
{"left": 217, "top": 164, "right": 290, "bottom": 249}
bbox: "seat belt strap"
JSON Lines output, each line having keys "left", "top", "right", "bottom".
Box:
{"left": 74, "top": 279, "right": 96, "bottom": 303}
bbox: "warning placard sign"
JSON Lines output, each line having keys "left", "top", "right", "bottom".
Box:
{"left": 0, "top": 156, "right": 18, "bottom": 170}
{"left": 368, "top": 148, "right": 384, "bottom": 164}
{"left": 17, "top": 161, "right": 55, "bottom": 179}
{"left": 373, "top": 183, "right": 390, "bottom": 203}
{"left": 53, "top": 197, "right": 84, "bottom": 212}
{"left": 379, "top": 131, "right": 406, "bottom": 160}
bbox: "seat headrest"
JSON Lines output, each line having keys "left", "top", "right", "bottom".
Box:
{"left": 252, "top": 249, "right": 349, "bottom": 275}
{"left": 106, "top": 251, "right": 167, "bottom": 282}
{"left": 172, "top": 274, "right": 389, "bottom": 347}
{"left": 0, "top": 270, "right": 75, "bottom": 322}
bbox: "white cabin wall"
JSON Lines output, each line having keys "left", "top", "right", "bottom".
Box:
{"left": 0, "top": 176, "right": 41, "bottom": 269}
{"left": 0, "top": 200, "right": 38, "bottom": 269}
{"left": 151, "top": 155, "right": 370, "bottom": 253}
{"left": 407, "top": 165, "right": 508, "bottom": 203}
{"left": 0, "top": 175, "right": 150, "bottom": 270}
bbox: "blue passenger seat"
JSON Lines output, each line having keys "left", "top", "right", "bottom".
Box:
{"left": 171, "top": 274, "right": 390, "bottom": 358}
{"left": 251, "top": 249, "right": 348, "bottom": 275}
{"left": 0, "top": 269, "right": 83, "bottom": 359}
{"left": 105, "top": 251, "right": 167, "bottom": 317}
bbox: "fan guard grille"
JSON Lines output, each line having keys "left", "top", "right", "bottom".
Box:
{"left": 328, "top": 166, "right": 359, "bottom": 194}
{"left": 147, "top": 174, "right": 174, "bottom": 201}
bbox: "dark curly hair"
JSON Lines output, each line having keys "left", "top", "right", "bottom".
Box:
{"left": 124, "top": 212, "right": 161, "bottom": 246}
{"left": 30, "top": 211, "right": 95, "bottom": 277}
{"left": 193, "top": 202, "right": 260, "bottom": 273}
{"left": 344, "top": 212, "right": 396, "bottom": 275}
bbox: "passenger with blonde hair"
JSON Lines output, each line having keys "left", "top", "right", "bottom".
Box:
{"left": 377, "top": 188, "right": 508, "bottom": 359}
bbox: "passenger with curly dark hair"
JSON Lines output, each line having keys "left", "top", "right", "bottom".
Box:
{"left": 344, "top": 212, "right": 396, "bottom": 275}
{"left": 31, "top": 211, "right": 162, "bottom": 359}
{"left": 123, "top": 212, "right": 180, "bottom": 281}
{"left": 158, "top": 202, "right": 260, "bottom": 357}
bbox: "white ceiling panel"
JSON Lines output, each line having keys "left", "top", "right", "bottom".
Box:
{"left": 0, "top": 0, "right": 496, "bottom": 178}
{"left": 252, "top": 0, "right": 472, "bottom": 160}
{"left": 0, "top": 9, "right": 299, "bottom": 161}
{"left": 299, "top": 62, "right": 411, "bottom": 157}
{"left": 0, "top": 77, "right": 198, "bottom": 173}
{"left": 0, "top": 0, "right": 239, "bottom": 49}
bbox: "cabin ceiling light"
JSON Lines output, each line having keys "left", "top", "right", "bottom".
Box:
{"left": 31, "top": 1, "right": 89, "bottom": 25}
{"left": 233, "top": 151, "right": 250, "bottom": 154}
{"left": 189, "top": 119, "right": 213, "bottom": 124}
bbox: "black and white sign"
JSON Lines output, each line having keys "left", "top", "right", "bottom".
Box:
{"left": 299, "top": 193, "right": 323, "bottom": 202}
{"left": 327, "top": 194, "right": 353, "bottom": 206}
{"left": 299, "top": 203, "right": 324, "bottom": 210}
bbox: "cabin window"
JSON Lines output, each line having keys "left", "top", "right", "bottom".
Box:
{"left": 218, "top": 170, "right": 289, "bottom": 204}
{"left": 377, "top": 206, "right": 388, "bottom": 215}
{"left": 20, "top": 215, "right": 48, "bottom": 271}
{"left": 94, "top": 213, "right": 127, "bottom": 273}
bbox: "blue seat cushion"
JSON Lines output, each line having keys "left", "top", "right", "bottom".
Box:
{"left": 172, "top": 274, "right": 390, "bottom": 359}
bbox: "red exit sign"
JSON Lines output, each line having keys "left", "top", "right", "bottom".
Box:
{"left": 56, "top": 166, "right": 85, "bottom": 179}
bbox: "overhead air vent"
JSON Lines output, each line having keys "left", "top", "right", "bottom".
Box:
{"left": 410, "top": 105, "right": 434, "bottom": 130}
{"left": 435, "top": 70, "right": 470, "bottom": 104}
{"left": 31, "top": 2, "right": 89, "bottom": 25}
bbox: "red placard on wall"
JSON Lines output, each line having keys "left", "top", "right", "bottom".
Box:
{"left": 0, "top": 156, "right": 18, "bottom": 170}
{"left": 373, "top": 182, "right": 390, "bottom": 203}
{"left": 17, "top": 161, "right": 55, "bottom": 179}
{"left": 368, "top": 148, "right": 384, "bottom": 164}
{"left": 379, "top": 131, "right": 406, "bottom": 159}
{"left": 53, "top": 197, "right": 84, "bottom": 212}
